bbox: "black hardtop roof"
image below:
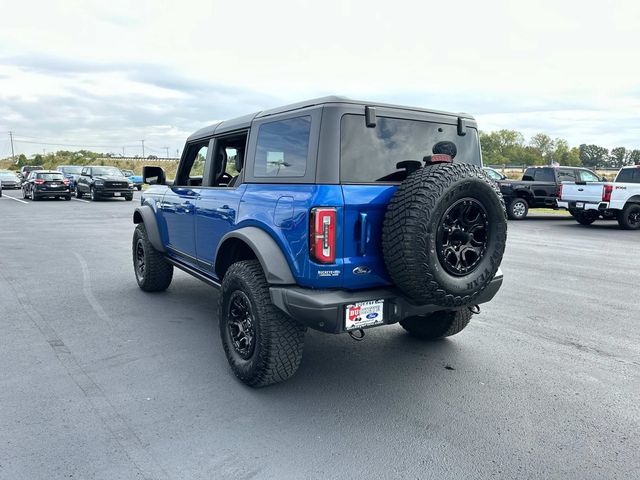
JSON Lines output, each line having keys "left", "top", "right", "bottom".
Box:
{"left": 188, "top": 96, "right": 475, "bottom": 141}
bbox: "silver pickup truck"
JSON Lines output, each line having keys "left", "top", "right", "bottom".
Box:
{"left": 559, "top": 166, "right": 640, "bottom": 230}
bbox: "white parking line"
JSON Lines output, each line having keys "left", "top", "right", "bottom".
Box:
{"left": 71, "top": 197, "right": 90, "bottom": 203}
{"left": 1, "top": 194, "right": 29, "bottom": 204}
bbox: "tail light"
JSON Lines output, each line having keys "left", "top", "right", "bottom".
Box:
{"left": 557, "top": 184, "right": 563, "bottom": 199}
{"left": 310, "top": 207, "right": 336, "bottom": 263}
{"left": 602, "top": 185, "right": 613, "bottom": 202}
{"left": 34, "top": 179, "right": 45, "bottom": 185}
{"left": 63, "top": 179, "right": 70, "bottom": 185}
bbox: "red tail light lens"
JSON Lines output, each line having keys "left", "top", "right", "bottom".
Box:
{"left": 557, "top": 184, "right": 563, "bottom": 199}
{"left": 63, "top": 179, "right": 70, "bottom": 185}
{"left": 310, "top": 207, "right": 336, "bottom": 264}
{"left": 34, "top": 179, "right": 45, "bottom": 185}
{"left": 602, "top": 185, "right": 613, "bottom": 202}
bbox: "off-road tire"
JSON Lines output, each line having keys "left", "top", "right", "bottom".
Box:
{"left": 617, "top": 203, "right": 640, "bottom": 230}
{"left": 507, "top": 197, "right": 529, "bottom": 220}
{"left": 400, "top": 309, "right": 473, "bottom": 339}
{"left": 132, "top": 224, "right": 173, "bottom": 292}
{"left": 382, "top": 163, "right": 507, "bottom": 307}
{"left": 574, "top": 211, "right": 598, "bottom": 226}
{"left": 219, "top": 260, "right": 306, "bottom": 387}
{"left": 76, "top": 188, "right": 83, "bottom": 199}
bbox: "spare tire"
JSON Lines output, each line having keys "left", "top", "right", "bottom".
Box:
{"left": 382, "top": 163, "right": 507, "bottom": 307}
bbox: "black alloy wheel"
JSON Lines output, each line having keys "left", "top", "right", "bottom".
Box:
{"left": 226, "top": 291, "right": 256, "bottom": 359}
{"left": 134, "top": 238, "right": 146, "bottom": 281}
{"left": 436, "top": 198, "right": 489, "bottom": 276}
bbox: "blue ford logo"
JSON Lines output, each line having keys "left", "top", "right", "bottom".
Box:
{"left": 366, "top": 313, "right": 378, "bottom": 319}
{"left": 353, "top": 266, "right": 371, "bottom": 275}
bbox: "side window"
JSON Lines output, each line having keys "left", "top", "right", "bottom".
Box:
{"left": 534, "top": 169, "right": 555, "bottom": 182}
{"left": 616, "top": 168, "right": 640, "bottom": 183}
{"left": 522, "top": 169, "right": 535, "bottom": 181}
{"left": 557, "top": 169, "right": 576, "bottom": 182}
{"left": 579, "top": 170, "right": 599, "bottom": 182}
{"left": 177, "top": 142, "right": 208, "bottom": 186}
{"left": 254, "top": 116, "right": 311, "bottom": 178}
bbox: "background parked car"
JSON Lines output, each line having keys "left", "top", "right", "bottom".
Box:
{"left": 76, "top": 166, "right": 134, "bottom": 201}
{"left": 0, "top": 171, "right": 22, "bottom": 189}
{"left": 22, "top": 170, "right": 71, "bottom": 201}
{"left": 19, "top": 165, "right": 44, "bottom": 180}
{"left": 120, "top": 169, "right": 143, "bottom": 190}
{"left": 56, "top": 165, "right": 84, "bottom": 192}
{"left": 498, "top": 166, "right": 602, "bottom": 219}
{"left": 483, "top": 167, "right": 507, "bottom": 181}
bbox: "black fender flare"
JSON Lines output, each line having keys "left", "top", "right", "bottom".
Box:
{"left": 215, "top": 227, "right": 295, "bottom": 285}
{"left": 133, "top": 205, "right": 166, "bottom": 253}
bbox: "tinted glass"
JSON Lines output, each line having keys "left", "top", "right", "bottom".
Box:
{"left": 534, "top": 169, "right": 555, "bottom": 182}
{"left": 484, "top": 168, "right": 502, "bottom": 180}
{"left": 59, "top": 166, "right": 83, "bottom": 174}
{"left": 37, "top": 173, "right": 64, "bottom": 181}
{"left": 341, "top": 115, "right": 481, "bottom": 183}
{"left": 254, "top": 116, "right": 311, "bottom": 177}
{"left": 92, "top": 167, "right": 124, "bottom": 176}
{"left": 616, "top": 168, "right": 640, "bottom": 183}
{"left": 579, "top": 170, "right": 600, "bottom": 182}
{"left": 557, "top": 169, "right": 576, "bottom": 181}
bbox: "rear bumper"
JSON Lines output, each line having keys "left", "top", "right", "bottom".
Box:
{"left": 270, "top": 268, "right": 504, "bottom": 333}
{"left": 34, "top": 189, "right": 70, "bottom": 196}
{"left": 566, "top": 201, "right": 607, "bottom": 212}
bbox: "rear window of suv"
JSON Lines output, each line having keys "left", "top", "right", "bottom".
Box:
{"left": 340, "top": 114, "right": 481, "bottom": 183}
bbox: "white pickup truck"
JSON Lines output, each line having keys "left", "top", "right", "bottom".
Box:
{"left": 559, "top": 165, "right": 640, "bottom": 230}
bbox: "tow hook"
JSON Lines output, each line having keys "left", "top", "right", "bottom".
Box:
{"left": 469, "top": 305, "right": 481, "bottom": 314}
{"left": 348, "top": 329, "right": 365, "bottom": 341}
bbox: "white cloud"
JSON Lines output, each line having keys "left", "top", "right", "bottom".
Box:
{"left": 1, "top": 0, "right": 639, "bottom": 157}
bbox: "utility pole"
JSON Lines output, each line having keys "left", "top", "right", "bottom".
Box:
{"left": 122, "top": 146, "right": 125, "bottom": 157}
{"left": 9, "top": 131, "right": 16, "bottom": 163}
{"left": 176, "top": 148, "right": 179, "bottom": 158}
{"left": 140, "top": 139, "right": 145, "bottom": 158}
{"left": 164, "top": 146, "right": 169, "bottom": 159}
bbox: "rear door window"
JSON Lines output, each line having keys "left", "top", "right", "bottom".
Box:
{"left": 534, "top": 169, "right": 555, "bottom": 182}
{"left": 253, "top": 116, "right": 311, "bottom": 177}
{"left": 340, "top": 115, "right": 481, "bottom": 183}
{"left": 578, "top": 170, "right": 600, "bottom": 182}
{"left": 557, "top": 169, "right": 576, "bottom": 182}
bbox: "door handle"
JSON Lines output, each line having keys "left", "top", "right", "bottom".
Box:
{"left": 578, "top": 188, "right": 584, "bottom": 191}
{"left": 358, "top": 212, "right": 370, "bottom": 256}
{"left": 214, "top": 205, "right": 232, "bottom": 214}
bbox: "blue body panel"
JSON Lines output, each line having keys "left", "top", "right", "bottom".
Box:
{"left": 142, "top": 182, "right": 400, "bottom": 291}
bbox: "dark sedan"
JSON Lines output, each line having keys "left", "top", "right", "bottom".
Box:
{"left": 22, "top": 170, "right": 71, "bottom": 201}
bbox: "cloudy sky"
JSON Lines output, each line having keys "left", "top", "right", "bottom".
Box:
{"left": 1, "top": 0, "right": 639, "bottom": 158}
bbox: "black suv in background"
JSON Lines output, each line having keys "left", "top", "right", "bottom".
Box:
{"left": 499, "top": 166, "right": 602, "bottom": 219}
{"left": 22, "top": 170, "right": 71, "bottom": 201}
{"left": 75, "top": 166, "right": 134, "bottom": 201}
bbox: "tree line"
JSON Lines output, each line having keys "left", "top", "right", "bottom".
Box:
{"left": 480, "top": 130, "right": 640, "bottom": 168}
{"left": 3, "top": 133, "right": 640, "bottom": 171}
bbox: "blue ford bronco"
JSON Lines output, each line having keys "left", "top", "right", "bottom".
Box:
{"left": 132, "top": 97, "right": 507, "bottom": 387}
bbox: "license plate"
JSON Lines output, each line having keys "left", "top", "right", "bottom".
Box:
{"left": 576, "top": 202, "right": 584, "bottom": 208}
{"left": 114, "top": 192, "right": 121, "bottom": 197}
{"left": 51, "top": 183, "right": 59, "bottom": 186}
{"left": 345, "top": 300, "right": 384, "bottom": 330}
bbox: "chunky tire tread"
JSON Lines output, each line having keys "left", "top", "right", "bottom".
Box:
{"left": 400, "top": 309, "right": 473, "bottom": 340}
{"left": 617, "top": 204, "right": 640, "bottom": 230}
{"left": 132, "top": 224, "right": 173, "bottom": 292}
{"left": 219, "top": 260, "right": 305, "bottom": 387}
{"left": 574, "top": 211, "right": 598, "bottom": 226}
{"left": 382, "top": 163, "right": 507, "bottom": 307}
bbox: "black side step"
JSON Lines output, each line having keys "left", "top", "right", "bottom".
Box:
{"left": 166, "top": 257, "right": 221, "bottom": 289}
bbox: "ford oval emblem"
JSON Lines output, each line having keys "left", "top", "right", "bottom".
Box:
{"left": 352, "top": 266, "right": 371, "bottom": 275}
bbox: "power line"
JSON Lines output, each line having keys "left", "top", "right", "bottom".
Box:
{"left": 12, "top": 138, "right": 140, "bottom": 149}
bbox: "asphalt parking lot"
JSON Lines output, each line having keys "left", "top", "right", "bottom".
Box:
{"left": 0, "top": 191, "right": 638, "bottom": 480}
